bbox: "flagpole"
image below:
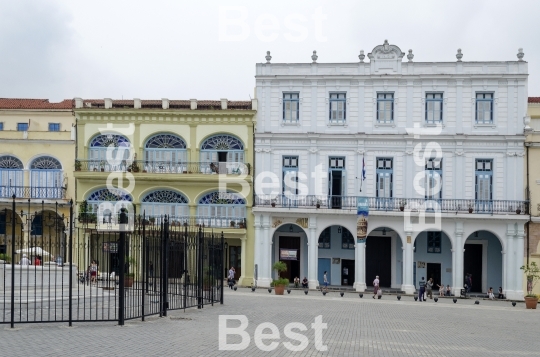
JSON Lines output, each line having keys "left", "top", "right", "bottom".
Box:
{"left": 360, "top": 154, "right": 365, "bottom": 192}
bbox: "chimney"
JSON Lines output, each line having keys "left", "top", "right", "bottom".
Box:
{"left": 190, "top": 99, "right": 197, "bottom": 110}
{"left": 221, "top": 98, "right": 228, "bottom": 110}
{"left": 134, "top": 98, "right": 141, "bottom": 109}
{"left": 162, "top": 98, "right": 170, "bottom": 109}
{"left": 251, "top": 98, "right": 258, "bottom": 111}
{"left": 104, "top": 98, "right": 112, "bottom": 109}
{"left": 74, "top": 98, "right": 83, "bottom": 109}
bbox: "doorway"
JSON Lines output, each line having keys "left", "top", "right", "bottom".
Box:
{"left": 365, "top": 236, "right": 391, "bottom": 287}
{"left": 330, "top": 171, "right": 342, "bottom": 209}
{"left": 464, "top": 244, "right": 482, "bottom": 292}
{"left": 318, "top": 258, "right": 331, "bottom": 285}
{"left": 426, "top": 263, "right": 441, "bottom": 288}
{"left": 229, "top": 246, "right": 241, "bottom": 278}
{"left": 341, "top": 259, "right": 355, "bottom": 286}
{"left": 279, "top": 236, "right": 300, "bottom": 282}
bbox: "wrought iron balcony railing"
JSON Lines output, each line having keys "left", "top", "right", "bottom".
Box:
{"left": 254, "top": 195, "right": 529, "bottom": 215}
{"left": 0, "top": 186, "right": 66, "bottom": 200}
{"left": 75, "top": 160, "right": 251, "bottom": 175}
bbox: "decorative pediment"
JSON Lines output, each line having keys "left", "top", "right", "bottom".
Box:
{"left": 367, "top": 40, "right": 405, "bottom": 74}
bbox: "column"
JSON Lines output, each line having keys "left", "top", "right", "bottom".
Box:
{"left": 238, "top": 237, "right": 247, "bottom": 286}
{"left": 253, "top": 214, "right": 262, "bottom": 285}
{"left": 257, "top": 215, "right": 272, "bottom": 287}
{"left": 453, "top": 231, "right": 464, "bottom": 296}
{"left": 308, "top": 216, "right": 318, "bottom": 289}
{"left": 514, "top": 225, "right": 525, "bottom": 299}
{"left": 354, "top": 240, "right": 366, "bottom": 292}
{"left": 505, "top": 224, "right": 516, "bottom": 298}
{"left": 401, "top": 231, "right": 415, "bottom": 294}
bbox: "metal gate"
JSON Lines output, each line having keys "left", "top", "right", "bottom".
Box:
{"left": 0, "top": 199, "right": 223, "bottom": 327}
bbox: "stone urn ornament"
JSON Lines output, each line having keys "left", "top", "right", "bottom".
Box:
{"left": 456, "top": 48, "right": 463, "bottom": 62}
{"left": 407, "top": 49, "right": 414, "bottom": 62}
{"left": 265, "top": 51, "right": 272, "bottom": 64}
{"left": 358, "top": 50, "right": 365, "bottom": 62}
{"left": 311, "top": 50, "right": 318, "bottom": 63}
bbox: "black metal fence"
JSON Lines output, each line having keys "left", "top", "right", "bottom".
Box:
{"left": 0, "top": 199, "right": 223, "bottom": 327}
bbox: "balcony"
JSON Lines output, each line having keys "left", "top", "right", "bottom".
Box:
{"left": 0, "top": 186, "right": 66, "bottom": 200}
{"left": 75, "top": 160, "right": 251, "bottom": 175}
{"left": 254, "top": 195, "right": 529, "bottom": 215}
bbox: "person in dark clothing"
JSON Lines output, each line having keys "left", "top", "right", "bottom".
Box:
{"left": 418, "top": 277, "right": 426, "bottom": 301}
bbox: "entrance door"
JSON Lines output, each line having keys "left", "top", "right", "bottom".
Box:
{"left": 341, "top": 259, "right": 355, "bottom": 286}
{"left": 365, "top": 237, "right": 391, "bottom": 287}
{"left": 464, "top": 244, "right": 482, "bottom": 292}
{"left": 229, "top": 246, "right": 241, "bottom": 278}
{"left": 318, "top": 258, "right": 331, "bottom": 285}
{"left": 426, "top": 263, "right": 441, "bottom": 288}
{"left": 279, "top": 236, "right": 300, "bottom": 282}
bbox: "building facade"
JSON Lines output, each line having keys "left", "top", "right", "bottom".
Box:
{"left": 525, "top": 97, "right": 540, "bottom": 295}
{"left": 253, "top": 41, "right": 529, "bottom": 300}
{"left": 0, "top": 98, "right": 75, "bottom": 263}
{"left": 73, "top": 98, "right": 257, "bottom": 285}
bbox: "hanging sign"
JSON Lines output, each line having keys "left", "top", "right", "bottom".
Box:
{"left": 280, "top": 249, "right": 298, "bottom": 260}
{"left": 357, "top": 197, "right": 369, "bottom": 243}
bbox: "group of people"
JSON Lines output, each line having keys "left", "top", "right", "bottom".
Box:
{"left": 293, "top": 276, "right": 309, "bottom": 288}
{"left": 18, "top": 254, "right": 46, "bottom": 266}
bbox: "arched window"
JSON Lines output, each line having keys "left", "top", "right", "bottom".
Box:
{"left": 144, "top": 134, "right": 187, "bottom": 173}
{"left": 200, "top": 134, "right": 245, "bottom": 174}
{"left": 197, "top": 191, "right": 246, "bottom": 228}
{"left": 30, "top": 156, "right": 63, "bottom": 199}
{"left": 141, "top": 190, "right": 189, "bottom": 218}
{"left": 0, "top": 155, "right": 24, "bottom": 198}
{"left": 89, "top": 134, "right": 131, "bottom": 171}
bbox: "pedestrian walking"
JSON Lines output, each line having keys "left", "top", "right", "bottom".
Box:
{"left": 373, "top": 275, "right": 380, "bottom": 299}
{"left": 426, "top": 278, "right": 434, "bottom": 299}
{"left": 418, "top": 277, "right": 426, "bottom": 301}
{"left": 19, "top": 254, "right": 31, "bottom": 265}
{"left": 228, "top": 267, "right": 235, "bottom": 289}
{"left": 322, "top": 271, "right": 329, "bottom": 292}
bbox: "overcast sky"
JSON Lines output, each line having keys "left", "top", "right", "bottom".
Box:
{"left": 0, "top": 0, "right": 539, "bottom": 102}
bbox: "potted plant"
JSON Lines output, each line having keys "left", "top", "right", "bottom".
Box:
{"left": 272, "top": 261, "right": 289, "bottom": 295}
{"left": 149, "top": 217, "right": 156, "bottom": 225}
{"left": 316, "top": 199, "right": 321, "bottom": 209}
{"left": 78, "top": 201, "right": 97, "bottom": 223}
{"left": 516, "top": 205, "right": 522, "bottom": 215}
{"left": 230, "top": 220, "right": 236, "bottom": 227}
{"left": 399, "top": 199, "right": 407, "bottom": 211}
{"left": 239, "top": 219, "right": 246, "bottom": 229}
{"left": 75, "top": 160, "right": 82, "bottom": 171}
{"left": 521, "top": 262, "right": 540, "bottom": 309}
{"left": 271, "top": 200, "right": 276, "bottom": 207}
{"left": 0, "top": 253, "right": 11, "bottom": 263}
{"left": 131, "top": 160, "right": 140, "bottom": 173}
{"left": 100, "top": 161, "right": 106, "bottom": 172}
{"left": 468, "top": 204, "right": 474, "bottom": 213}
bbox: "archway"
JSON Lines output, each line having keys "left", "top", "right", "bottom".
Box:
{"left": 0, "top": 208, "right": 23, "bottom": 260}
{"left": 317, "top": 225, "right": 355, "bottom": 286}
{"left": 365, "top": 227, "right": 401, "bottom": 289}
{"left": 272, "top": 223, "right": 307, "bottom": 283}
{"left": 30, "top": 210, "right": 66, "bottom": 263}
{"left": 464, "top": 230, "right": 503, "bottom": 294}
{"left": 413, "top": 230, "right": 452, "bottom": 293}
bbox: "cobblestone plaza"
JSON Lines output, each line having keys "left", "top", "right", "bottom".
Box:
{"left": 1, "top": 289, "right": 538, "bottom": 356}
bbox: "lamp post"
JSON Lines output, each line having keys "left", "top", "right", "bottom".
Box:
{"left": 224, "top": 242, "right": 228, "bottom": 278}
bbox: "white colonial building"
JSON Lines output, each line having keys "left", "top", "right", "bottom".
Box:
{"left": 252, "top": 41, "right": 529, "bottom": 300}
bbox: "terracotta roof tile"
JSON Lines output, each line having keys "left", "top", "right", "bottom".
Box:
{"left": 0, "top": 98, "right": 73, "bottom": 110}
{"left": 529, "top": 97, "right": 540, "bottom": 103}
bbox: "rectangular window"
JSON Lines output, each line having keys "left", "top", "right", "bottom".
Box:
{"left": 341, "top": 229, "right": 355, "bottom": 249}
{"left": 376, "top": 158, "right": 393, "bottom": 198}
{"left": 427, "top": 232, "right": 441, "bottom": 253}
{"left": 476, "top": 93, "right": 493, "bottom": 124}
{"left": 425, "top": 158, "right": 442, "bottom": 199}
{"left": 329, "top": 157, "right": 345, "bottom": 169}
{"left": 283, "top": 93, "right": 299, "bottom": 123}
{"left": 48, "top": 123, "right": 60, "bottom": 132}
{"left": 475, "top": 159, "right": 493, "bottom": 202}
{"left": 17, "top": 123, "right": 28, "bottom": 131}
{"left": 318, "top": 227, "right": 330, "bottom": 249}
{"left": 329, "top": 93, "right": 346, "bottom": 123}
{"left": 426, "top": 93, "right": 443, "bottom": 123}
{"left": 377, "top": 93, "right": 394, "bottom": 123}
{"left": 0, "top": 122, "right": 3, "bottom": 131}
{"left": 282, "top": 156, "right": 299, "bottom": 201}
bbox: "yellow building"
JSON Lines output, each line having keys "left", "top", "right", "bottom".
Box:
{"left": 73, "top": 98, "right": 256, "bottom": 285}
{"left": 0, "top": 98, "right": 75, "bottom": 263}
{"left": 525, "top": 97, "right": 540, "bottom": 295}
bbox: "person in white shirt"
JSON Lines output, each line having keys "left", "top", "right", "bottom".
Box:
{"left": 488, "top": 287, "right": 495, "bottom": 300}
{"left": 19, "top": 254, "right": 31, "bottom": 265}
{"left": 373, "top": 275, "right": 380, "bottom": 299}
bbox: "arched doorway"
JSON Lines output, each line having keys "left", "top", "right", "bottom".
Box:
{"left": 464, "top": 230, "right": 502, "bottom": 294}
{"left": 317, "top": 225, "right": 355, "bottom": 286}
{"left": 144, "top": 133, "right": 187, "bottom": 173}
{"left": 0, "top": 155, "right": 24, "bottom": 198}
{"left": 413, "top": 230, "right": 452, "bottom": 292}
{"left": 30, "top": 210, "right": 66, "bottom": 263}
{"left": 273, "top": 223, "right": 307, "bottom": 283}
{"left": 366, "top": 227, "right": 401, "bottom": 288}
{"left": 200, "top": 134, "right": 245, "bottom": 174}
{"left": 0, "top": 208, "right": 23, "bottom": 259}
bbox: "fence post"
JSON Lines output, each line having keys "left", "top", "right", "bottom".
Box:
{"left": 141, "top": 214, "right": 146, "bottom": 322}
{"left": 197, "top": 225, "right": 203, "bottom": 309}
{"left": 220, "top": 231, "right": 224, "bottom": 305}
{"left": 10, "top": 194, "right": 16, "bottom": 328}
{"left": 183, "top": 223, "right": 187, "bottom": 312}
{"left": 163, "top": 215, "right": 169, "bottom": 317}
{"left": 118, "top": 208, "right": 127, "bottom": 326}
{"left": 211, "top": 232, "right": 214, "bottom": 306}
{"left": 68, "top": 199, "right": 73, "bottom": 327}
